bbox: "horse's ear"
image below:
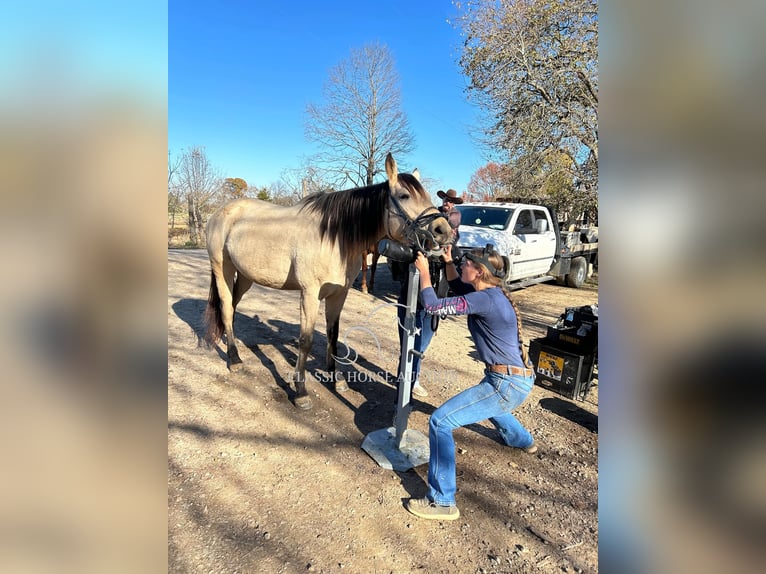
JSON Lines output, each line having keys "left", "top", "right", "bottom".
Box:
{"left": 385, "top": 153, "right": 398, "bottom": 187}
{"left": 412, "top": 168, "right": 420, "bottom": 182}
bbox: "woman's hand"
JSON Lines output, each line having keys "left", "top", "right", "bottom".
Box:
{"left": 414, "top": 252, "right": 429, "bottom": 274}
{"left": 442, "top": 244, "right": 453, "bottom": 262}
{"left": 414, "top": 252, "right": 433, "bottom": 290}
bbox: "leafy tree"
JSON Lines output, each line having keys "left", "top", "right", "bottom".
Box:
{"left": 466, "top": 162, "right": 508, "bottom": 201}
{"left": 305, "top": 42, "right": 415, "bottom": 188}
{"left": 454, "top": 0, "right": 598, "bottom": 212}
{"left": 223, "top": 177, "right": 248, "bottom": 200}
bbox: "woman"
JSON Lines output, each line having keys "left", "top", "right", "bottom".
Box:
{"left": 405, "top": 244, "right": 537, "bottom": 521}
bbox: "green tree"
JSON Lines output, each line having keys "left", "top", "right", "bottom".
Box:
{"left": 305, "top": 42, "right": 415, "bottom": 188}
{"left": 454, "top": 0, "right": 598, "bottom": 206}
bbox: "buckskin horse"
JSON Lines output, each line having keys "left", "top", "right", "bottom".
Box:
{"left": 203, "top": 153, "right": 451, "bottom": 409}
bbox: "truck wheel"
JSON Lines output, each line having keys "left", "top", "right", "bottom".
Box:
{"left": 555, "top": 275, "right": 567, "bottom": 286}
{"left": 566, "top": 256, "right": 587, "bottom": 288}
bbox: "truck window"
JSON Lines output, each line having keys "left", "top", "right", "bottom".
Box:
{"left": 455, "top": 206, "right": 514, "bottom": 230}
{"left": 514, "top": 210, "right": 535, "bottom": 234}
{"left": 531, "top": 210, "right": 549, "bottom": 234}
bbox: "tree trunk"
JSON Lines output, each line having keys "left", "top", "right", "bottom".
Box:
{"left": 194, "top": 205, "right": 205, "bottom": 247}
{"left": 187, "top": 195, "right": 198, "bottom": 246}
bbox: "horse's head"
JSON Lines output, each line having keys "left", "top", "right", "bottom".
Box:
{"left": 384, "top": 153, "right": 452, "bottom": 253}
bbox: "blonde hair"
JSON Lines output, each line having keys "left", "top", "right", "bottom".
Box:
{"left": 469, "top": 249, "right": 531, "bottom": 367}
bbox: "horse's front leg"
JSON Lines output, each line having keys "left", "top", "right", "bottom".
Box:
{"left": 293, "top": 292, "right": 320, "bottom": 410}
{"left": 325, "top": 289, "right": 350, "bottom": 393}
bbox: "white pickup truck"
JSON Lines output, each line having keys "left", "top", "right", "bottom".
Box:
{"left": 454, "top": 201, "right": 598, "bottom": 289}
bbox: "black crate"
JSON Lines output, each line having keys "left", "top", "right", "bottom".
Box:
{"left": 529, "top": 338, "right": 595, "bottom": 401}
{"left": 545, "top": 325, "right": 597, "bottom": 353}
{"left": 559, "top": 306, "right": 598, "bottom": 330}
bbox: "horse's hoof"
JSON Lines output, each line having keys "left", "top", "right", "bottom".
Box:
{"left": 229, "top": 361, "right": 244, "bottom": 373}
{"left": 294, "top": 395, "right": 312, "bottom": 410}
{"left": 334, "top": 374, "right": 349, "bottom": 393}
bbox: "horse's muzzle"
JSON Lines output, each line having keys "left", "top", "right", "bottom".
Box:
{"left": 427, "top": 216, "right": 452, "bottom": 249}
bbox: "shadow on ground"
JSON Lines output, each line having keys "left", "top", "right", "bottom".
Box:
{"left": 539, "top": 396, "right": 598, "bottom": 433}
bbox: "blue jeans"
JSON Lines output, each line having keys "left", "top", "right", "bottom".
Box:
{"left": 427, "top": 370, "right": 534, "bottom": 506}
{"left": 397, "top": 305, "right": 436, "bottom": 386}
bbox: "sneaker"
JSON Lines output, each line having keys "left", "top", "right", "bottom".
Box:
{"left": 412, "top": 382, "right": 429, "bottom": 397}
{"left": 405, "top": 497, "right": 460, "bottom": 521}
{"left": 524, "top": 444, "right": 538, "bottom": 454}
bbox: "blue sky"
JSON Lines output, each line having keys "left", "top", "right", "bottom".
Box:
{"left": 2, "top": 2, "right": 166, "bottom": 103}
{"left": 169, "top": 0, "right": 491, "bottom": 196}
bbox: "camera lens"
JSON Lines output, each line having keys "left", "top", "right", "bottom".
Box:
{"left": 378, "top": 239, "right": 415, "bottom": 262}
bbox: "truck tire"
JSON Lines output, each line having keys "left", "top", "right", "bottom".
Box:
{"left": 566, "top": 256, "right": 587, "bottom": 288}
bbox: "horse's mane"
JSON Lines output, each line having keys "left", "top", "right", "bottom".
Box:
{"left": 299, "top": 173, "right": 427, "bottom": 258}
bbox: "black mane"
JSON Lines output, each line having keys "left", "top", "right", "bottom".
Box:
{"left": 299, "top": 174, "right": 427, "bottom": 258}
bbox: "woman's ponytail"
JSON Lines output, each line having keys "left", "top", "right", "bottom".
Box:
{"left": 503, "top": 290, "right": 531, "bottom": 367}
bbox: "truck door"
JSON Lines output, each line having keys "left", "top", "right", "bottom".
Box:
{"left": 509, "top": 208, "right": 557, "bottom": 278}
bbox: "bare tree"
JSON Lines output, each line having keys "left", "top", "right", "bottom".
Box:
{"left": 275, "top": 163, "right": 334, "bottom": 206}
{"left": 454, "top": 0, "right": 598, "bottom": 212}
{"left": 262, "top": 181, "right": 286, "bottom": 205}
{"left": 175, "top": 146, "right": 223, "bottom": 246}
{"left": 168, "top": 150, "right": 183, "bottom": 232}
{"left": 305, "top": 42, "right": 415, "bottom": 188}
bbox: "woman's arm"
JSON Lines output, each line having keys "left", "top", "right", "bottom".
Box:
{"left": 415, "top": 252, "right": 486, "bottom": 316}
{"left": 442, "top": 245, "right": 459, "bottom": 282}
{"left": 447, "top": 276, "right": 473, "bottom": 296}
{"left": 419, "top": 287, "right": 470, "bottom": 316}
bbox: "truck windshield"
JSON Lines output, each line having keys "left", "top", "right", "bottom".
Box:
{"left": 455, "top": 206, "right": 514, "bottom": 230}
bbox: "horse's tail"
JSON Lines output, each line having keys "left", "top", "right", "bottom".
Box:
{"left": 203, "top": 271, "right": 224, "bottom": 346}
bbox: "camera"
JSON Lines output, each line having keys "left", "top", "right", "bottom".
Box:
{"left": 378, "top": 239, "right": 454, "bottom": 264}
{"left": 378, "top": 239, "right": 416, "bottom": 263}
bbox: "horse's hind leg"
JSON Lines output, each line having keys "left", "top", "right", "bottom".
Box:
{"left": 368, "top": 248, "right": 381, "bottom": 294}
{"left": 216, "top": 259, "right": 244, "bottom": 371}
{"left": 232, "top": 275, "right": 253, "bottom": 310}
{"left": 360, "top": 249, "right": 370, "bottom": 294}
{"left": 325, "top": 289, "right": 350, "bottom": 393}
{"left": 293, "top": 290, "right": 320, "bottom": 410}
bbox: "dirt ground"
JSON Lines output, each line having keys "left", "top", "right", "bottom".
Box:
{"left": 168, "top": 249, "right": 599, "bottom": 574}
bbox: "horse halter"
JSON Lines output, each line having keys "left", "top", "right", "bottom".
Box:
{"left": 386, "top": 191, "right": 446, "bottom": 254}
